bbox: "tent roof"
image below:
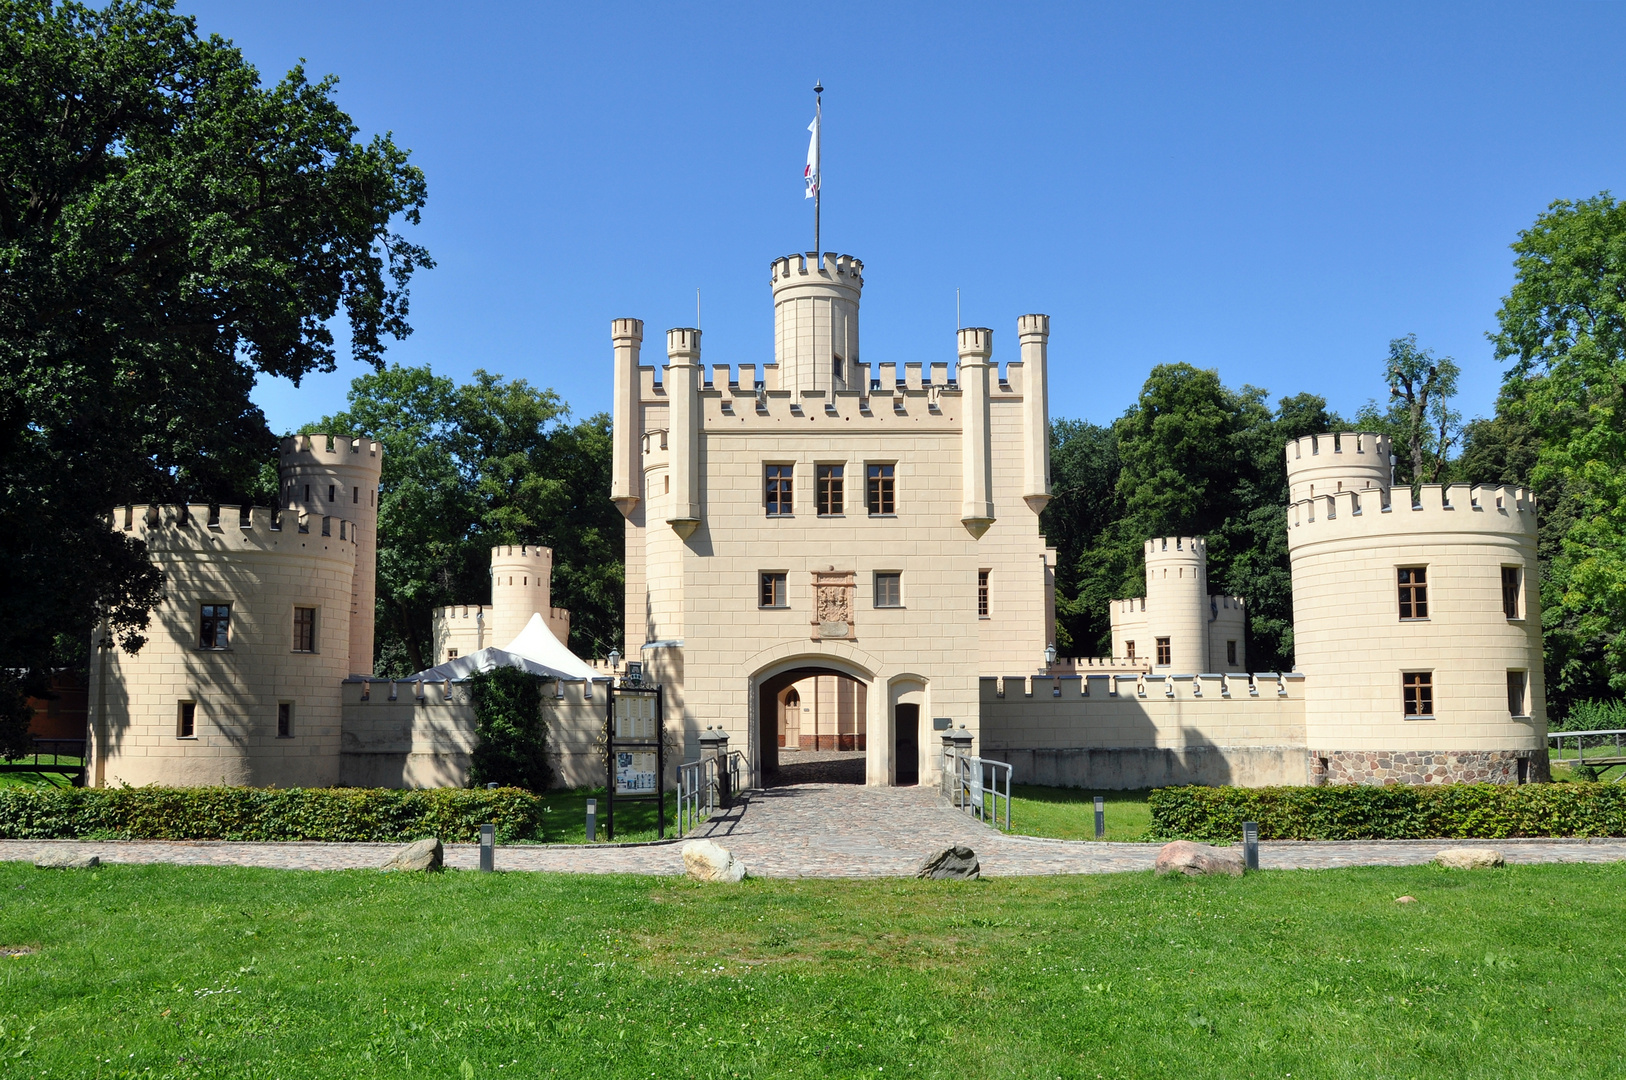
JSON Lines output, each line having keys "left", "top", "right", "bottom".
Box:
{"left": 403, "top": 613, "right": 603, "bottom": 683}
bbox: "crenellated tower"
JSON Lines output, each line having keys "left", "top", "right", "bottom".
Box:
{"left": 279, "top": 434, "right": 383, "bottom": 676}
{"left": 770, "top": 252, "right": 863, "bottom": 394}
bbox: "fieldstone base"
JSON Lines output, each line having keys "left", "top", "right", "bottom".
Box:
{"left": 1310, "top": 749, "right": 1539, "bottom": 786}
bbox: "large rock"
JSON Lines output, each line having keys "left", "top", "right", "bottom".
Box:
{"left": 381, "top": 837, "right": 443, "bottom": 873}
{"left": 1434, "top": 847, "right": 1505, "bottom": 870}
{"left": 1155, "top": 840, "right": 1245, "bottom": 877}
{"left": 682, "top": 839, "right": 746, "bottom": 883}
{"left": 34, "top": 850, "right": 99, "bottom": 870}
{"left": 916, "top": 846, "right": 980, "bottom": 880}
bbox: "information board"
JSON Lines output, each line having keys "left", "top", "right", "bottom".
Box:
{"left": 604, "top": 679, "right": 664, "bottom": 840}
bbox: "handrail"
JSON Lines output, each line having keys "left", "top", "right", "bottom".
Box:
{"left": 676, "top": 751, "right": 746, "bottom": 837}
{"left": 940, "top": 744, "right": 1012, "bottom": 832}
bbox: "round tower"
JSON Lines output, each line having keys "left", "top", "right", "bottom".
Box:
{"left": 1144, "top": 536, "right": 1208, "bottom": 673}
{"left": 770, "top": 252, "right": 863, "bottom": 395}
{"left": 1286, "top": 431, "right": 1391, "bottom": 504}
{"left": 490, "top": 544, "right": 554, "bottom": 649}
{"left": 279, "top": 434, "right": 383, "bottom": 676}
{"left": 1287, "top": 440, "right": 1544, "bottom": 784}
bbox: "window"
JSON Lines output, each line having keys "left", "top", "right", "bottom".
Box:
{"left": 978, "top": 570, "right": 989, "bottom": 618}
{"left": 1125, "top": 640, "right": 1136, "bottom": 660}
{"left": 1227, "top": 639, "right": 1238, "bottom": 666}
{"left": 327, "top": 484, "right": 336, "bottom": 502}
{"left": 765, "top": 464, "right": 793, "bottom": 516}
{"left": 293, "top": 607, "right": 316, "bottom": 652}
{"left": 199, "top": 604, "right": 230, "bottom": 649}
{"left": 303, "top": 483, "right": 310, "bottom": 501}
{"left": 1155, "top": 637, "right": 1171, "bottom": 665}
{"left": 817, "top": 464, "right": 844, "bottom": 516}
{"left": 446, "top": 648, "right": 459, "bottom": 660}
{"left": 867, "top": 464, "right": 895, "bottom": 515}
{"left": 352, "top": 486, "right": 359, "bottom": 504}
{"left": 760, "top": 572, "right": 787, "bottom": 609}
{"left": 277, "top": 702, "right": 293, "bottom": 739}
{"left": 1502, "top": 566, "right": 1522, "bottom": 619}
{"left": 1398, "top": 567, "right": 1428, "bottom": 619}
{"left": 1507, "top": 671, "right": 1528, "bottom": 716}
{"left": 1403, "top": 671, "right": 1434, "bottom": 717}
{"left": 177, "top": 701, "right": 196, "bottom": 738}
{"left": 874, "top": 572, "right": 902, "bottom": 608}
{"left": 833, "top": 355, "right": 844, "bottom": 384}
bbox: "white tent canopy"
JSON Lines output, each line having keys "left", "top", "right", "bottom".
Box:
{"left": 404, "top": 612, "right": 604, "bottom": 683}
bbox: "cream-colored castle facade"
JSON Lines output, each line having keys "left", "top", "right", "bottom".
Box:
{"left": 83, "top": 247, "right": 1549, "bottom": 791}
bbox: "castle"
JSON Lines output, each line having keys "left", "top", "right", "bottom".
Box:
{"left": 82, "top": 247, "right": 1548, "bottom": 791}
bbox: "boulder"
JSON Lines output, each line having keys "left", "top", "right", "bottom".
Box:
{"left": 681, "top": 839, "right": 746, "bottom": 883}
{"left": 1155, "top": 840, "right": 1245, "bottom": 877}
{"left": 34, "top": 851, "right": 99, "bottom": 870}
{"left": 1434, "top": 847, "right": 1505, "bottom": 870}
{"left": 916, "top": 846, "right": 981, "bottom": 880}
{"left": 381, "top": 837, "right": 443, "bottom": 873}
{"left": 1395, "top": 895, "right": 1418, "bottom": 904}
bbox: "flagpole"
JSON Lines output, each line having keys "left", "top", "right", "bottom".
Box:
{"left": 813, "top": 80, "right": 822, "bottom": 259}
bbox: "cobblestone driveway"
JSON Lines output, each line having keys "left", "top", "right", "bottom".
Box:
{"left": 4, "top": 782, "right": 1625, "bottom": 877}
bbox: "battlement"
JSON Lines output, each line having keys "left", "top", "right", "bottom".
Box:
{"left": 1285, "top": 431, "right": 1390, "bottom": 464}
{"left": 1287, "top": 483, "right": 1537, "bottom": 543}
{"left": 770, "top": 252, "right": 864, "bottom": 288}
{"left": 490, "top": 544, "right": 552, "bottom": 565}
{"left": 981, "top": 671, "right": 1303, "bottom": 701}
{"left": 279, "top": 432, "right": 383, "bottom": 468}
{"left": 1144, "top": 536, "right": 1206, "bottom": 560}
{"left": 109, "top": 503, "right": 359, "bottom": 557}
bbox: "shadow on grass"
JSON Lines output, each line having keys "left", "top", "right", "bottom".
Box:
{"left": 1006, "top": 784, "right": 1155, "bottom": 841}
{"left": 535, "top": 787, "right": 682, "bottom": 844}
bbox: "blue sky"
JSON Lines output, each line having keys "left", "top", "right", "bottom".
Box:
{"left": 196, "top": 1, "right": 1626, "bottom": 436}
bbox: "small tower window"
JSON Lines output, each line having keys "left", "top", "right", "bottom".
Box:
{"left": 1155, "top": 637, "right": 1171, "bottom": 666}
{"left": 1227, "top": 640, "right": 1238, "bottom": 666}
{"left": 1502, "top": 567, "right": 1522, "bottom": 619}
{"left": 978, "top": 570, "right": 989, "bottom": 618}
{"left": 293, "top": 607, "right": 316, "bottom": 652}
{"left": 353, "top": 486, "right": 359, "bottom": 504}
{"left": 1125, "top": 640, "right": 1136, "bottom": 660}
{"left": 328, "top": 484, "right": 335, "bottom": 502}
{"left": 177, "top": 701, "right": 197, "bottom": 738}
{"left": 277, "top": 702, "right": 294, "bottom": 739}
{"left": 1398, "top": 567, "right": 1428, "bottom": 619}
{"left": 1507, "top": 671, "right": 1528, "bottom": 717}
{"left": 199, "top": 604, "right": 230, "bottom": 649}
{"left": 1403, "top": 671, "right": 1434, "bottom": 716}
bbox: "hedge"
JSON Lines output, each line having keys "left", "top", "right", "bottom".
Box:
{"left": 1148, "top": 783, "right": 1626, "bottom": 842}
{"left": 0, "top": 786, "right": 547, "bottom": 843}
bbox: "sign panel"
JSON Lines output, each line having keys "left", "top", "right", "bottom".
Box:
{"left": 616, "top": 750, "right": 658, "bottom": 794}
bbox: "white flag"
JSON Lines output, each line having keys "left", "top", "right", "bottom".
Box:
{"left": 804, "top": 114, "right": 819, "bottom": 199}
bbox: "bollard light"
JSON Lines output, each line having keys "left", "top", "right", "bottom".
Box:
{"left": 479, "top": 823, "right": 495, "bottom": 873}
{"left": 1242, "top": 821, "right": 1259, "bottom": 872}
{"left": 586, "top": 798, "right": 598, "bottom": 843}
{"left": 1094, "top": 796, "right": 1105, "bottom": 840}
{"left": 486, "top": 782, "right": 498, "bottom": 790}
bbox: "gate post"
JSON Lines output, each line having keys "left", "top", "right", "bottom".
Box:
{"left": 940, "top": 726, "right": 973, "bottom": 804}
{"left": 699, "top": 726, "right": 731, "bottom": 809}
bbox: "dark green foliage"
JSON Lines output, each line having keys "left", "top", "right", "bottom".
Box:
{"left": 467, "top": 668, "right": 550, "bottom": 792}
{"left": 0, "top": 785, "right": 545, "bottom": 842}
{"left": 1148, "top": 783, "right": 1626, "bottom": 842}
{"left": 0, "top": 0, "right": 429, "bottom": 745}
{"left": 314, "top": 366, "right": 621, "bottom": 673}
{"left": 1047, "top": 367, "right": 1340, "bottom": 670}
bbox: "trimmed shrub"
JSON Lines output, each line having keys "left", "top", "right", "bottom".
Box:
{"left": 1148, "top": 783, "right": 1626, "bottom": 842}
{"left": 468, "top": 668, "right": 551, "bottom": 791}
{"left": 0, "top": 786, "right": 546, "bottom": 843}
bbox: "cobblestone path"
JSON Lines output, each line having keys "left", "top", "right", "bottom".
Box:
{"left": 5, "top": 782, "right": 1626, "bottom": 877}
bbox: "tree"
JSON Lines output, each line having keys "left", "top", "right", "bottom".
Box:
{"left": 467, "top": 667, "right": 549, "bottom": 791}
{"left": 314, "top": 366, "right": 622, "bottom": 675}
{"left": 1353, "top": 334, "right": 1461, "bottom": 488}
{"left": 1040, "top": 419, "right": 1118, "bottom": 653}
{"left": 0, "top": 1, "right": 430, "bottom": 756}
{"left": 1491, "top": 192, "right": 1626, "bottom": 695}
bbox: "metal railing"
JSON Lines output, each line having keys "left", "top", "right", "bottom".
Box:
{"left": 676, "top": 751, "right": 745, "bottom": 836}
{"left": 1549, "top": 729, "right": 1626, "bottom": 781}
{"left": 941, "top": 745, "right": 1012, "bottom": 832}
{"left": 0, "top": 738, "right": 87, "bottom": 783}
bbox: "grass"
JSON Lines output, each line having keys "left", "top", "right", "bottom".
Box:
{"left": 1, "top": 861, "right": 1622, "bottom": 1078}
{"left": 998, "top": 784, "right": 1155, "bottom": 841}
{"left": 535, "top": 787, "right": 683, "bottom": 843}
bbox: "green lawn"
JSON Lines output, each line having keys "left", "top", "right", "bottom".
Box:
{"left": 535, "top": 787, "right": 684, "bottom": 843}
{"left": 996, "top": 784, "right": 1155, "bottom": 841}
{"left": 2, "top": 860, "right": 1622, "bottom": 1078}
